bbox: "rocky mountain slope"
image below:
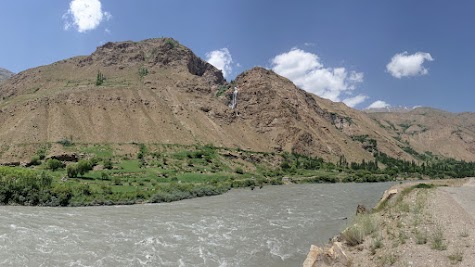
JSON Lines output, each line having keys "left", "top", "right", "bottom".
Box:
{"left": 0, "top": 67, "right": 14, "bottom": 83}
{"left": 368, "top": 108, "right": 475, "bottom": 161}
{"left": 0, "top": 38, "right": 471, "bottom": 163}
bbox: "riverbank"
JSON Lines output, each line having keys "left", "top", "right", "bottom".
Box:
{"left": 1, "top": 142, "right": 474, "bottom": 207}
{"left": 304, "top": 178, "right": 475, "bottom": 266}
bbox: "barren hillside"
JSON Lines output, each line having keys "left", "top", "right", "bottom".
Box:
{"left": 0, "top": 38, "right": 464, "bottom": 164}
{"left": 368, "top": 108, "right": 475, "bottom": 161}
{"left": 0, "top": 67, "right": 13, "bottom": 83}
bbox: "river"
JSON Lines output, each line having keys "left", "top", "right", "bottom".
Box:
{"left": 0, "top": 182, "right": 393, "bottom": 266}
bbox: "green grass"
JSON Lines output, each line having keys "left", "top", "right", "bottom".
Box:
{"left": 79, "top": 144, "right": 113, "bottom": 159}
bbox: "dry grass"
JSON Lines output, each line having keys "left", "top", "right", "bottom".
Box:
{"left": 342, "top": 214, "right": 379, "bottom": 246}
{"left": 448, "top": 248, "right": 463, "bottom": 264}
{"left": 431, "top": 224, "right": 447, "bottom": 251}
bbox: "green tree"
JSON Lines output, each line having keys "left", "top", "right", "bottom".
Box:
{"left": 77, "top": 160, "right": 93, "bottom": 176}
{"left": 66, "top": 164, "right": 78, "bottom": 178}
{"left": 46, "top": 159, "right": 64, "bottom": 171}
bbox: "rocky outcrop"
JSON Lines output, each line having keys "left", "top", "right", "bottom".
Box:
{"left": 47, "top": 153, "right": 80, "bottom": 162}
{"left": 303, "top": 242, "right": 349, "bottom": 267}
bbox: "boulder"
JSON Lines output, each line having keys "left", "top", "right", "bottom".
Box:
{"left": 303, "top": 245, "right": 323, "bottom": 267}
{"left": 356, "top": 204, "right": 368, "bottom": 215}
{"left": 48, "top": 153, "right": 79, "bottom": 162}
{"left": 303, "top": 242, "right": 349, "bottom": 267}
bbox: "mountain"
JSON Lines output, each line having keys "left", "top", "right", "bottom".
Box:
{"left": 0, "top": 38, "right": 470, "bottom": 164}
{"left": 367, "top": 107, "right": 475, "bottom": 161}
{"left": 0, "top": 68, "right": 14, "bottom": 82}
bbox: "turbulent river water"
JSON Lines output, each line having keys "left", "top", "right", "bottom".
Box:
{"left": 0, "top": 182, "right": 394, "bottom": 267}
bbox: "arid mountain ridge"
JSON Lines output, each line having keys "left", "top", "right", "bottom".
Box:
{"left": 0, "top": 37, "right": 473, "bottom": 163}
{"left": 0, "top": 67, "right": 14, "bottom": 83}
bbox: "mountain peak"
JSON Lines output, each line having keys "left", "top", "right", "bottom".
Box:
{"left": 77, "top": 37, "right": 225, "bottom": 84}
{"left": 0, "top": 67, "right": 14, "bottom": 82}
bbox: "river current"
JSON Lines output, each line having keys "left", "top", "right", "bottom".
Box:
{"left": 0, "top": 182, "right": 393, "bottom": 267}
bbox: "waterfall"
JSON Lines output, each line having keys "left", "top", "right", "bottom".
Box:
{"left": 229, "top": 86, "right": 238, "bottom": 109}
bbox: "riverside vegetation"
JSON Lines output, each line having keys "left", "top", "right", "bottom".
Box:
{"left": 1, "top": 141, "right": 475, "bottom": 207}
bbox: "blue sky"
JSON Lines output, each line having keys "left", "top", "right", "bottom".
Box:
{"left": 1, "top": 0, "right": 474, "bottom": 111}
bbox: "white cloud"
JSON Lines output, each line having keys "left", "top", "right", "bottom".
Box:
{"left": 386, "top": 52, "right": 434, "bottom": 78}
{"left": 343, "top": 95, "right": 368, "bottom": 108}
{"left": 206, "top": 48, "right": 233, "bottom": 78}
{"left": 271, "top": 48, "right": 364, "bottom": 103}
{"left": 367, "top": 100, "right": 390, "bottom": 109}
{"left": 63, "top": 0, "right": 111, "bottom": 33}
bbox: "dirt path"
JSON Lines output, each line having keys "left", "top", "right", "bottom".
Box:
{"left": 440, "top": 178, "right": 475, "bottom": 220}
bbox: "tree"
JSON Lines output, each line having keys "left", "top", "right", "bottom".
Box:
{"left": 46, "top": 159, "right": 64, "bottom": 171}
{"left": 66, "top": 164, "right": 78, "bottom": 178}
{"left": 77, "top": 160, "right": 93, "bottom": 176}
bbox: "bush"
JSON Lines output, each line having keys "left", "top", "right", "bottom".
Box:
{"left": 45, "top": 159, "right": 64, "bottom": 171}
{"left": 57, "top": 138, "right": 74, "bottom": 147}
{"left": 103, "top": 158, "right": 113, "bottom": 170}
{"left": 139, "top": 66, "right": 148, "bottom": 79}
{"left": 96, "top": 71, "right": 105, "bottom": 86}
{"left": 77, "top": 160, "right": 94, "bottom": 176}
{"left": 101, "top": 172, "right": 110, "bottom": 180}
{"left": 30, "top": 155, "right": 41, "bottom": 166}
{"left": 342, "top": 214, "right": 379, "bottom": 246}
{"left": 235, "top": 167, "right": 244, "bottom": 174}
{"left": 0, "top": 168, "right": 72, "bottom": 206}
{"left": 66, "top": 164, "right": 78, "bottom": 178}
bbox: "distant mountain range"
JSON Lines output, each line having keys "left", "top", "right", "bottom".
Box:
{"left": 0, "top": 38, "right": 474, "bottom": 164}
{"left": 365, "top": 106, "right": 417, "bottom": 113}
{"left": 0, "top": 67, "right": 14, "bottom": 82}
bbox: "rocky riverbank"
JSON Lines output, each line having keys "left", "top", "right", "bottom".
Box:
{"left": 304, "top": 178, "right": 475, "bottom": 267}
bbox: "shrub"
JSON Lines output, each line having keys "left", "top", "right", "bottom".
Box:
{"left": 96, "top": 71, "right": 105, "bottom": 86}
{"left": 66, "top": 164, "right": 78, "bottom": 178}
{"left": 101, "top": 172, "right": 110, "bottom": 180}
{"left": 431, "top": 225, "right": 447, "bottom": 250}
{"left": 139, "top": 66, "right": 148, "bottom": 79}
{"left": 77, "top": 160, "right": 94, "bottom": 176}
{"left": 45, "top": 159, "right": 64, "bottom": 171}
{"left": 30, "top": 155, "right": 41, "bottom": 166}
{"left": 103, "top": 158, "right": 113, "bottom": 170}
{"left": 164, "top": 39, "right": 177, "bottom": 48}
{"left": 36, "top": 146, "right": 47, "bottom": 160}
{"left": 415, "top": 230, "right": 428, "bottom": 245}
{"left": 342, "top": 214, "right": 378, "bottom": 246}
{"left": 448, "top": 249, "right": 463, "bottom": 264}
{"left": 57, "top": 138, "right": 74, "bottom": 147}
{"left": 235, "top": 167, "right": 244, "bottom": 174}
